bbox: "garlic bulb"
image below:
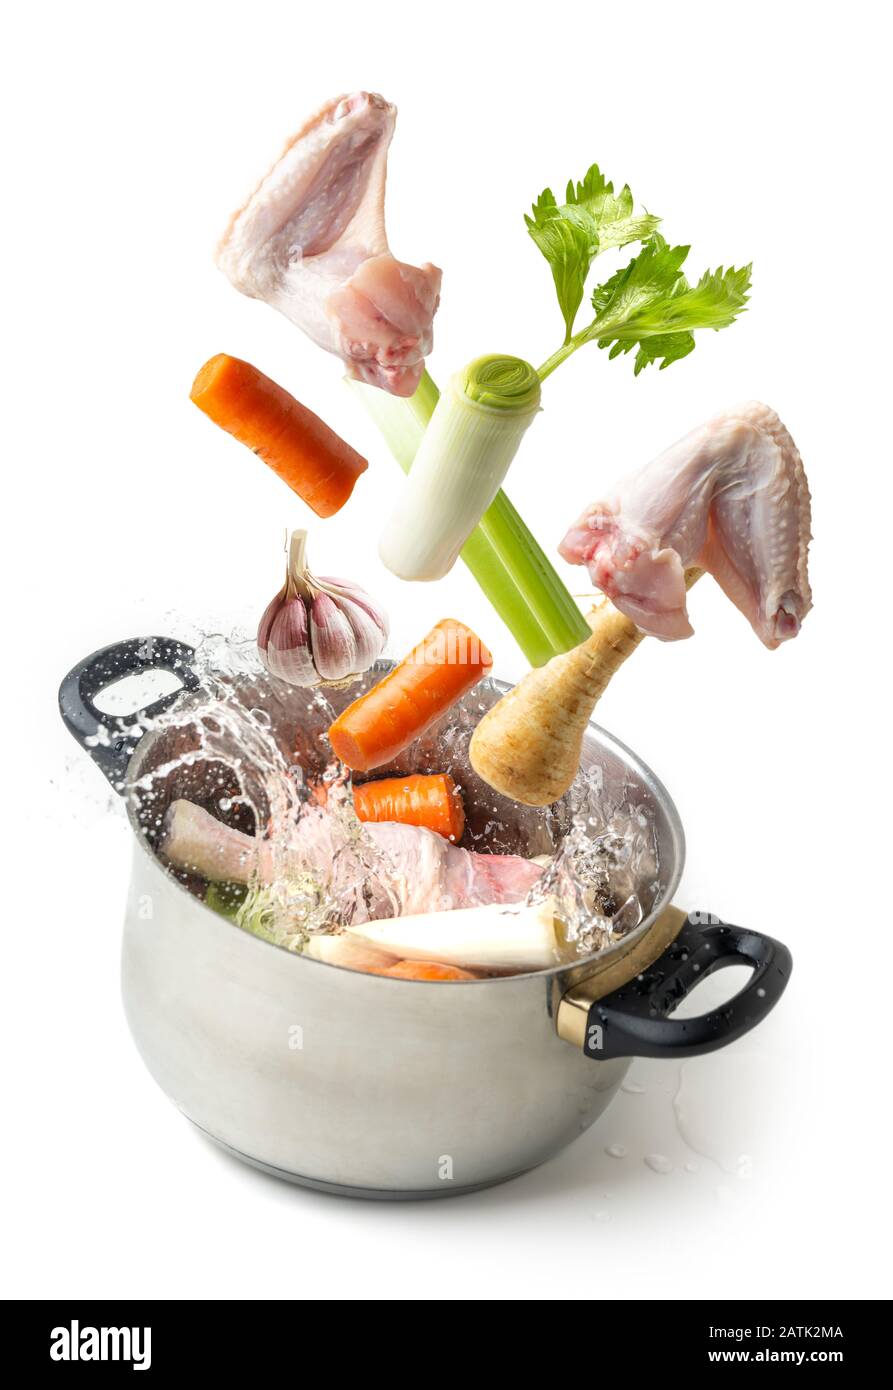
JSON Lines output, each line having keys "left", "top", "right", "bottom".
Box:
{"left": 258, "top": 530, "right": 389, "bottom": 686}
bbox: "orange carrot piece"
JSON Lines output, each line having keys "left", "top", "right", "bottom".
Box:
{"left": 379, "top": 960, "right": 479, "bottom": 981}
{"left": 328, "top": 619, "right": 493, "bottom": 772}
{"left": 353, "top": 773, "right": 466, "bottom": 842}
{"left": 190, "top": 353, "right": 367, "bottom": 518}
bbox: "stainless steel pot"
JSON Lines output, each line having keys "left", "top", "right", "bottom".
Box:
{"left": 60, "top": 637, "right": 792, "bottom": 1199}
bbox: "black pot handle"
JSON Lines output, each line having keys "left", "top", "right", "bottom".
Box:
{"left": 568, "top": 914, "right": 792, "bottom": 1060}
{"left": 59, "top": 637, "right": 200, "bottom": 794}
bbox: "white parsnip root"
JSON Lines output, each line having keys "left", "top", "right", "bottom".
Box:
{"left": 302, "top": 934, "right": 399, "bottom": 971}
{"left": 347, "top": 897, "right": 563, "bottom": 973}
{"left": 470, "top": 575, "right": 701, "bottom": 807}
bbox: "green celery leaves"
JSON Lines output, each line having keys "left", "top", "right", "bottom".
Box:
{"left": 525, "top": 200, "right": 593, "bottom": 345}
{"left": 526, "top": 165, "right": 660, "bottom": 342}
{"left": 583, "top": 235, "right": 752, "bottom": 374}
{"left": 561, "top": 165, "right": 661, "bottom": 254}
{"left": 529, "top": 158, "right": 752, "bottom": 380}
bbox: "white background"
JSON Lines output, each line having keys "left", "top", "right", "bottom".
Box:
{"left": 2, "top": 0, "right": 890, "bottom": 1300}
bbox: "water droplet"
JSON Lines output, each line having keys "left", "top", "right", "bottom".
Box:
{"left": 644, "top": 1153, "right": 673, "bottom": 1175}
{"left": 606, "top": 1143, "right": 627, "bottom": 1158}
{"left": 673, "top": 1054, "right": 777, "bottom": 1176}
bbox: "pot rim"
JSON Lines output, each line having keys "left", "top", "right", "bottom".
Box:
{"left": 126, "top": 678, "right": 686, "bottom": 986}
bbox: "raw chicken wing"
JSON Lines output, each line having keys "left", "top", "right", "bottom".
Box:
{"left": 216, "top": 92, "right": 441, "bottom": 396}
{"left": 559, "top": 402, "right": 812, "bottom": 648}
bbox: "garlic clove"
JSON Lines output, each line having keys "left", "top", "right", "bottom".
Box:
{"left": 335, "top": 592, "right": 386, "bottom": 672}
{"left": 257, "top": 586, "right": 286, "bottom": 657}
{"left": 318, "top": 577, "right": 390, "bottom": 641}
{"left": 310, "top": 592, "right": 359, "bottom": 681}
{"left": 267, "top": 598, "right": 318, "bottom": 686}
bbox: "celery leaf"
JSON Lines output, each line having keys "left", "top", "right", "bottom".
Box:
{"left": 526, "top": 165, "right": 660, "bottom": 341}
{"left": 525, "top": 196, "right": 593, "bottom": 344}
{"left": 583, "top": 235, "right": 752, "bottom": 374}
{"left": 561, "top": 164, "right": 661, "bottom": 254}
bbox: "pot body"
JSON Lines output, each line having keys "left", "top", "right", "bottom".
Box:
{"left": 118, "top": 669, "right": 686, "bottom": 1198}
{"left": 61, "top": 642, "right": 792, "bottom": 1197}
{"left": 123, "top": 842, "right": 631, "bottom": 1196}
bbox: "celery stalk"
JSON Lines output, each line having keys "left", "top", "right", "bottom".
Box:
{"left": 458, "top": 529, "right": 554, "bottom": 668}
{"left": 476, "top": 494, "right": 591, "bottom": 654}
{"left": 348, "top": 371, "right": 588, "bottom": 665}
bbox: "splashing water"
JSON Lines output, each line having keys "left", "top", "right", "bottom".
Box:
{"left": 122, "top": 633, "right": 662, "bottom": 971}
{"left": 128, "top": 634, "right": 407, "bottom": 947}
{"left": 526, "top": 772, "right": 660, "bottom": 957}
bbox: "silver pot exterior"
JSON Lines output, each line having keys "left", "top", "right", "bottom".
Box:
{"left": 60, "top": 641, "right": 791, "bottom": 1197}
{"left": 118, "top": 675, "right": 686, "bottom": 1197}
{"left": 122, "top": 843, "right": 631, "bottom": 1196}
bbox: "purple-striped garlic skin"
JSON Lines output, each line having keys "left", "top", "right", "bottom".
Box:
{"left": 257, "top": 532, "right": 388, "bottom": 687}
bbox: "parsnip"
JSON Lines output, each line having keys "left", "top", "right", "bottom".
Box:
{"left": 470, "top": 573, "right": 702, "bottom": 807}
{"left": 302, "top": 934, "right": 398, "bottom": 972}
{"left": 347, "top": 897, "right": 562, "bottom": 973}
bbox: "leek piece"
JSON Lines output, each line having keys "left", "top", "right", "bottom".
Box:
{"left": 349, "top": 373, "right": 551, "bottom": 666}
{"left": 205, "top": 881, "right": 248, "bottom": 920}
{"left": 349, "top": 372, "right": 589, "bottom": 664}
{"left": 379, "top": 356, "right": 542, "bottom": 582}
